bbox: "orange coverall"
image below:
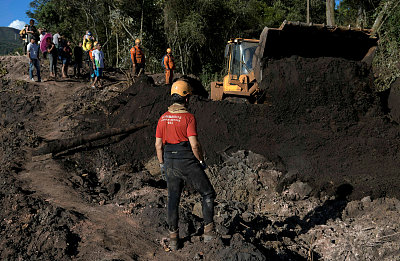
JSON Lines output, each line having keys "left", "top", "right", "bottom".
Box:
{"left": 164, "top": 54, "right": 175, "bottom": 84}
{"left": 130, "top": 46, "right": 145, "bottom": 75}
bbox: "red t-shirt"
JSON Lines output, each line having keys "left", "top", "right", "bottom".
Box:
{"left": 156, "top": 111, "right": 197, "bottom": 144}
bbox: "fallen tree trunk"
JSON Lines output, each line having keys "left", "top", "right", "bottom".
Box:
{"left": 35, "top": 122, "right": 150, "bottom": 156}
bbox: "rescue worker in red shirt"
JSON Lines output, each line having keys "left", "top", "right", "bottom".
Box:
{"left": 130, "top": 38, "right": 145, "bottom": 76}
{"left": 155, "top": 80, "right": 216, "bottom": 250}
{"left": 164, "top": 48, "right": 175, "bottom": 85}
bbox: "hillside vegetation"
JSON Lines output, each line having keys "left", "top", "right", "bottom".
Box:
{"left": 26, "top": 0, "right": 400, "bottom": 89}
{"left": 0, "top": 27, "right": 22, "bottom": 55}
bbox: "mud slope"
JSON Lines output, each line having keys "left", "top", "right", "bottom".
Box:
{"left": 0, "top": 79, "right": 82, "bottom": 260}
{"left": 1, "top": 55, "right": 400, "bottom": 260}
{"left": 71, "top": 57, "right": 400, "bottom": 200}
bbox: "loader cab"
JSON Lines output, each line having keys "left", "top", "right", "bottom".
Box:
{"left": 225, "top": 39, "right": 259, "bottom": 78}
{"left": 210, "top": 38, "right": 261, "bottom": 102}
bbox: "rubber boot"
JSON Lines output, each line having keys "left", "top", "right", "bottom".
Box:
{"left": 169, "top": 229, "right": 179, "bottom": 251}
{"left": 203, "top": 222, "right": 216, "bottom": 242}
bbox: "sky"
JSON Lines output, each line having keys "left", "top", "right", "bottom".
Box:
{"left": 2, "top": 0, "right": 344, "bottom": 30}
{"left": 2, "top": 0, "right": 32, "bottom": 30}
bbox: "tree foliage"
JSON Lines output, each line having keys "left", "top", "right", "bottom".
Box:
{"left": 372, "top": 1, "right": 400, "bottom": 91}
{"left": 26, "top": 0, "right": 400, "bottom": 90}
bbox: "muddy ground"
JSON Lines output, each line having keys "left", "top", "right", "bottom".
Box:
{"left": 0, "top": 55, "right": 399, "bottom": 260}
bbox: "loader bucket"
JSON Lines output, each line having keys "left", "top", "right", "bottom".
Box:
{"left": 253, "top": 21, "right": 378, "bottom": 83}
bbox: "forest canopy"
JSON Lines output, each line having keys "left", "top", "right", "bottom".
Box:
{"left": 27, "top": 0, "right": 400, "bottom": 90}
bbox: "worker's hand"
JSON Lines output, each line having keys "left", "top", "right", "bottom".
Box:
{"left": 160, "top": 163, "right": 166, "bottom": 180}
{"left": 199, "top": 161, "right": 207, "bottom": 170}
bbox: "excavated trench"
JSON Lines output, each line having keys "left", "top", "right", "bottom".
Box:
{"left": 1, "top": 55, "right": 400, "bottom": 260}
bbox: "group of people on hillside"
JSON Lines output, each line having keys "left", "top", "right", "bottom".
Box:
{"left": 22, "top": 21, "right": 175, "bottom": 87}
{"left": 21, "top": 23, "right": 104, "bottom": 87}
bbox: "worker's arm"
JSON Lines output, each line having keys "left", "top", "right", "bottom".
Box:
{"left": 27, "top": 45, "right": 31, "bottom": 60}
{"left": 164, "top": 56, "right": 169, "bottom": 70}
{"left": 188, "top": 136, "right": 204, "bottom": 162}
{"left": 155, "top": 137, "right": 164, "bottom": 164}
{"left": 82, "top": 39, "right": 88, "bottom": 51}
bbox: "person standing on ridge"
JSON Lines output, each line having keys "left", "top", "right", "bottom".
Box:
{"left": 130, "top": 38, "right": 145, "bottom": 77}
{"left": 53, "top": 31, "right": 60, "bottom": 49}
{"left": 19, "top": 24, "right": 28, "bottom": 54}
{"left": 38, "top": 28, "right": 45, "bottom": 45}
{"left": 82, "top": 31, "right": 95, "bottom": 75}
{"left": 91, "top": 42, "right": 104, "bottom": 88}
{"left": 73, "top": 42, "right": 83, "bottom": 77}
{"left": 62, "top": 41, "right": 73, "bottom": 78}
{"left": 155, "top": 80, "right": 216, "bottom": 251}
{"left": 26, "top": 19, "right": 37, "bottom": 43}
{"left": 88, "top": 41, "right": 97, "bottom": 84}
{"left": 164, "top": 48, "right": 175, "bottom": 85}
{"left": 46, "top": 37, "right": 57, "bottom": 80}
{"left": 27, "top": 36, "right": 41, "bottom": 82}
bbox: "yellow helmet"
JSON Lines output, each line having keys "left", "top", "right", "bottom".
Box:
{"left": 135, "top": 38, "right": 141, "bottom": 44}
{"left": 94, "top": 41, "right": 98, "bottom": 46}
{"left": 166, "top": 48, "right": 172, "bottom": 54}
{"left": 171, "top": 80, "right": 192, "bottom": 97}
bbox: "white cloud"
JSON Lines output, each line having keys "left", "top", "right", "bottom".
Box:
{"left": 8, "top": 20, "right": 26, "bottom": 30}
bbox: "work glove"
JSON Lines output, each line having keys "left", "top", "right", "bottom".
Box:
{"left": 199, "top": 161, "right": 207, "bottom": 170}
{"left": 160, "top": 163, "right": 166, "bottom": 181}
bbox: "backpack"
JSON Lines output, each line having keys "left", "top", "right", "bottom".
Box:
{"left": 161, "top": 55, "right": 167, "bottom": 69}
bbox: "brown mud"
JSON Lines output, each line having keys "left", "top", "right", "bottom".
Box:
{"left": 1, "top": 55, "right": 400, "bottom": 260}
{"left": 80, "top": 56, "right": 400, "bottom": 200}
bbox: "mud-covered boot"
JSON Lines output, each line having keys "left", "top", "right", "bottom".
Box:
{"left": 169, "top": 229, "right": 179, "bottom": 251}
{"left": 203, "top": 222, "right": 216, "bottom": 242}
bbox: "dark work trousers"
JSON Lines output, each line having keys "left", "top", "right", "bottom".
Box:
{"left": 49, "top": 54, "right": 57, "bottom": 75}
{"left": 134, "top": 63, "right": 145, "bottom": 75}
{"left": 164, "top": 142, "right": 215, "bottom": 231}
{"left": 89, "top": 60, "right": 95, "bottom": 80}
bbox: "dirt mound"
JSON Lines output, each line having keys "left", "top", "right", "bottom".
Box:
{"left": 0, "top": 56, "right": 29, "bottom": 80}
{"left": 260, "top": 56, "right": 378, "bottom": 123}
{"left": 68, "top": 56, "right": 400, "bottom": 201}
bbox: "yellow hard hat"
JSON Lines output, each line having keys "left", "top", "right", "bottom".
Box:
{"left": 171, "top": 80, "right": 192, "bottom": 97}
{"left": 135, "top": 38, "right": 141, "bottom": 44}
{"left": 166, "top": 48, "right": 172, "bottom": 54}
{"left": 94, "top": 41, "right": 98, "bottom": 46}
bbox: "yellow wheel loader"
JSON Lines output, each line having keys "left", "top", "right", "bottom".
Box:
{"left": 211, "top": 20, "right": 378, "bottom": 103}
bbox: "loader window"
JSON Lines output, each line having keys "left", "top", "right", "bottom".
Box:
{"left": 230, "top": 44, "right": 242, "bottom": 77}
{"left": 228, "top": 41, "right": 258, "bottom": 77}
{"left": 240, "top": 42, "right": 258, "bottom": 74}
{"left": 225, "top": 44, "right": 232, "bottom": 75}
